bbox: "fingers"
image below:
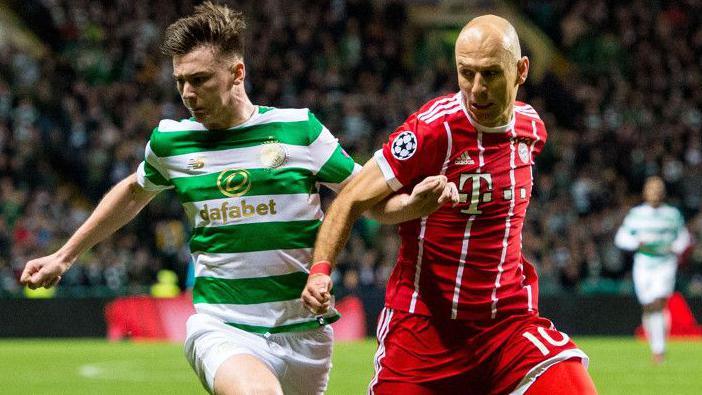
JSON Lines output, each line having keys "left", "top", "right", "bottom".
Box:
{"left": 301, "top": 290, "right": 330, "bottom": 315}
{"left": 20, "top": 262, "right": 38, "bottom": 285}
{"left": 44, "top": 276, "right": 62, "bottom": 289}
{"left": 413, "top": 175, "right": 447, "bottom": 197}
{"left": 301, "top": 275, "right": 333, "bottom": 315}
{"left": 437, "top": 182, "right": 460, "bottom": 206}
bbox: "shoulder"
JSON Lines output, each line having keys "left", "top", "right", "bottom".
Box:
{"left": 514, "top": 102, "right": 543, "bottom": 121}
{"left": 661, "top": 204, "right": 684, "bottom": 219}
{"left": 414, "top": 92, "right": 463, "bottom": 126}
{"left": 514, "top": 101, "right": 547, "bottom": 141}
{"left": 400, "top": 93, "right": 461, "bottom": 144}
{"left": 255, "top": 106, "right": 312, "bottom": 124}
{"left": 157, "top": 118, "right": 206, "bottom": 133}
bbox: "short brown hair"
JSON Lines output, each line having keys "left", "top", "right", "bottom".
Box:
{"left": 161, "top": 1, "right": 246, "bottom": 59}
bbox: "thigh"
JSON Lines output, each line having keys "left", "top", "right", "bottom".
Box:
{"left": 650, "top": 263, "right": 677, "bottom": 301}
{"left": 369, "top": 308, "right": 479, "bottom": 394}
{"left": 276, "top": 326, "right": 334, "bottom": 395}
{"left": 489, "top": 316, "right": 590, "bottom": 395}
{"left": 214, "top": 354, "right": 283, "bottom": 395}
{"left": 184, "top": 313, "right": 282, "bottom": 393}
{"left": 525, "top": 359, "right": 597, "bottom": 395}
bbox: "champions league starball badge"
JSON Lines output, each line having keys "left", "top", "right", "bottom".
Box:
{"left": 391, "top": 131, "right": 417, "bottom": 160}
{"left": 260, "top": 142, "right": 287, "bottom": 168}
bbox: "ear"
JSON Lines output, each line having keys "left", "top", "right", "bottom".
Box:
{"left": 516, "top": 56, "right": 529, "bottom": 85}
{"left": 230, "top": 60, "right": 245, "bottom": 85}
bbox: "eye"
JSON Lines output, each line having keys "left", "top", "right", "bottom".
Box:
{"left": 483, "top": 70, "right": 498, "bottom": 79}
{"left": 192, "top": 76, "right": 208, "bottom": 86}
{"left": 462, "top": 69, "right": 475, "bottom": 80}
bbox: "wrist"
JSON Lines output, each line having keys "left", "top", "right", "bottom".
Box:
{"left": 309, "top": 260, "right": 332, "bottom": 276}
{"left": 55, "top": 249, "right": 77, "bottom": 268}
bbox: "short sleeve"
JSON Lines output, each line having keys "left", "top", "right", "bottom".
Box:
{"left": 308, "top": 111, "right": 360, "bottom": 193}
{"left": 136, "top": 131, "right": 173, "bottom": 192}
{"left": 374, "top": 113, "right": 447, "bottom": 191}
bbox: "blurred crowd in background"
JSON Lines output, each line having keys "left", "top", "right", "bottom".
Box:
{"left": 1, "top": 0, "right": 702, "bottom": 298}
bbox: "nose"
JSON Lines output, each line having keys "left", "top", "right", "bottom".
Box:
{"left": 470, "top": 73, "right": 487, "bottom": 97}
{"left": 181, "top": 81, "right": 196, "bottom": 101}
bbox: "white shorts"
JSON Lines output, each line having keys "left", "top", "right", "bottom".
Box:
{"left": 633, "top": 255, "right": 677, "bottom": 305}
{"left": 184, "top": 313, "right": 333, "bottom": 395}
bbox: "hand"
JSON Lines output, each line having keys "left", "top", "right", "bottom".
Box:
{"left": 405, "top": 175, "right": 459, "bottom": 217}
{"left": 300, "top": 274, "right": 332, "bottom": 315}
{"left": 20, "top": 253, "right": 72, "bottom": 290}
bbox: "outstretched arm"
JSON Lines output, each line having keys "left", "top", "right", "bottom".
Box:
{"left": 20, "top": 172, "right": 160, "bottom": 289}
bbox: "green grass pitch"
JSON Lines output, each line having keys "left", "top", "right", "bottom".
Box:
{"left": 0, "top": 338, "right": 701, "bottom": 394}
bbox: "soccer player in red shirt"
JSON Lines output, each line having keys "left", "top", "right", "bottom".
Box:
{"left": 302, "top": 15, "right": 597, "bottom": 395}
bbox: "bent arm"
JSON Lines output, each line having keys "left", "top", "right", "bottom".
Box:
{"left": 314, "top": 159, "right": 394, "bottom": 264}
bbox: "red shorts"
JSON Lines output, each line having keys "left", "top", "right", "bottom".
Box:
{"left": 369, "top": 308, "right": 588, "bottom": 395}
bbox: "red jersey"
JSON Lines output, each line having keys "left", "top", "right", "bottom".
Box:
{"left": 375, "top": 91, "right": 548, "bottom": 321}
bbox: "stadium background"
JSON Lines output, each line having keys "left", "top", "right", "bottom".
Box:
{"left": 1, "top": 0, "right": 702, "bottom": 393}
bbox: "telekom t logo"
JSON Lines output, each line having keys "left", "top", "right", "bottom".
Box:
{"left": 458, "top": 173, "right": 493, "bottom": 214}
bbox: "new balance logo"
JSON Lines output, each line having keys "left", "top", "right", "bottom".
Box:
{"left": 188, "top": 157, "right": 205, "bottom": 170}
{"left": 454, "top": 151, "right": 474, "bottom": 165}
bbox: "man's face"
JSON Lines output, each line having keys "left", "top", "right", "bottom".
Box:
{"left": 455, "top": 32, "right": 526, "bottom": 127}
{"left": 643, "top": 178, "right": 665, "bottom": 206}
{"left": 173, "top": 46, "right": 237, "bottom": 128}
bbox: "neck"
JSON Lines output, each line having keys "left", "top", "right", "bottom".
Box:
{"left": 204, "top": 90, "right": 255, "bottom": 130}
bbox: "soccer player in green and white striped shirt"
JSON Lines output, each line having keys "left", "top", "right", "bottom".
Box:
{"left": 615, "top": 176, "right": 691, "bottom": 364}
{"left": 20, "top": 3, "right": 458, "bottom": 394}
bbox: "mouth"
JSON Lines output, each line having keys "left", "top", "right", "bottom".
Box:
{"left": 470, "top": 102, "right": 493, "bottom": 111}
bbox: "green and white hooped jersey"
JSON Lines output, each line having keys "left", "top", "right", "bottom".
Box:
{"left": 136, "top": 106, "right": 359, "bottom": 334}
{"left": 614, "top": 203, "right": 691, "bottom": 263}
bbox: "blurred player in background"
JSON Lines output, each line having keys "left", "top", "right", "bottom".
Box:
{"left": 19, "top": 2, "right": 454, "bottom": 394}
{"left": 303, "top": 14, "right": 596, "bottom": 395}
{"left": 615, "top": 176, "right": 691, "bottom": 364}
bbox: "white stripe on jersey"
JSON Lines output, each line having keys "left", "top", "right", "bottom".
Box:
{"left": 515, "top": 104, "right": 540, "bottom": 119}
{"left": 193, "top": 249, "right": 312, "bottom": 279}
{"left": 491, "top": 128, "right": 518, "bottom": 319}
{"left": 417, "top": 97, "right": 455, "bottom": 120}
{"left": 157, "top": 108, "right": 310, "bottom": 132}
{"left": 424, "top": 105, "right": 463, "bottom": 124}
{"left": 529, "top": 120, "right": 540, "bottom": 165}
{"left": 409, "top": 217, "right": 428, "bottom": 314}
{"left": 160, "top": 143, "right": 313, "bottom": 179}
{"left": 369, "top": 308, "right": 394, "bottom": 395}
{"left": 409, "top": 122, "right": 453, "bottom": 313}
{"left": 373, "top": 150, "right": 404, "bottom": 191}
{"left": 452, "top": 215, "right": 476, "bottom": 319}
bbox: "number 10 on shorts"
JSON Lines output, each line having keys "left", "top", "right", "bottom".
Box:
{"left": 523, "top": 327, "right": 571, "bottom": 356}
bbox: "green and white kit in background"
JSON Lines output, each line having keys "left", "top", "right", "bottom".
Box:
{"left": 136, "top": 106, "right": 360, "bottom": 393}
{"left": 614, "top": 203, "right": 691, "bottom": 305}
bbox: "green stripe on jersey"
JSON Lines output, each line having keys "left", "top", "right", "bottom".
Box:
{"left": 151, "top": 121, "right": 315, "bottom": 157}
{"left": 172, "top": 168, "right": 316, "bottom": 203}
{"left": 317, "top": 145, "right": 355, "bottom": 183}
{"left": 189, "top": 219, "right": 321, "bottom": 253}
{"left": 193, "top": 272, "right": 307, "bottom": 304}
{"left": 226, "top": 315, "right": 340, "bottom": 334}
{"left": 143, "top": 160, "right": 170, "bottom": 186}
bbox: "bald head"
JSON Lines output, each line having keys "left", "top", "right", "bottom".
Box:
{"left": 454, "top": 15, "right": 528, "bottom": 127}
{"left": 458, "top": 15, "right": 521, "bottom": 64}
